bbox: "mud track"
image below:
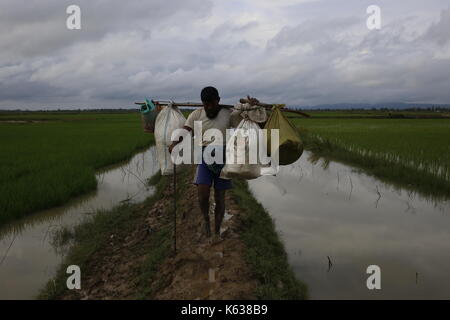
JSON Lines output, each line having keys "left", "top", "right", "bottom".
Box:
{"left": 60, "top": 167, "right": 257, "bottom": 300}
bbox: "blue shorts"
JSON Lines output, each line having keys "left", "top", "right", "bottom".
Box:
{"left": 194, "top": 162, "right": 232, "bottom": 190}
{"left": 193, "top": 146, "right": 232, "bottom": 190}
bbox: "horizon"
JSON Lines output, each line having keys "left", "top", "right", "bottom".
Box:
{"left": 2, "top": 101, "right": 450, "bottom": 112}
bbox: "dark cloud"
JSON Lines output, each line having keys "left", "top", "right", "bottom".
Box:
{"left": 0, "top": 0, "right": 211, "bottom": 61}
{"left": 421, "top": 7, "right": 450, "bottom": 45}
{"left": 0, "top": 0, "right": 449, "bottom": 109}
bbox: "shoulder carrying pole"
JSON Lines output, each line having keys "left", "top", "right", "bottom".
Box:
{"left": 134, "top": 100, "right": 310, "bottom": 118}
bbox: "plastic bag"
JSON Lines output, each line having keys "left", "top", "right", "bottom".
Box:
{"left": 233, "top": 103, "right": 267, "bottom": 123}
{"left": 264, "top": 105, "right": 303, "bottom": 166}
{"left": 221, "top": 118, "right": 262, "bottom": 180}
{"left": 154, "top": 103, "right": 186, "bottom": 175}
{"left": 141, "top": 98, "right": 159, "bottom": 133}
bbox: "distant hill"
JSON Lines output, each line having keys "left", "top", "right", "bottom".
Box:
{"left": 290, "top": 102, "right": 450, "bottom": 111}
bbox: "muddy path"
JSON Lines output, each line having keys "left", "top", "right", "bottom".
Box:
{"left": 57, "top": 167, "right": 258, "bottom": 300}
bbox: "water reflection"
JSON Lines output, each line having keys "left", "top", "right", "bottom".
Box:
{"left": 249, "top": 152, "right": 450, "bottom": 299}
{"left": 0, "top": 147, "right": 158, "bottom": 299}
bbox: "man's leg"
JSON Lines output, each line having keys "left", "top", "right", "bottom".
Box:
{"left": 214, "top": 188, "right": 226, "bottom": 236}
{"left": 198, "top": 184, "right": 212, "bottom": 237}
{"left": 194, "top": 163, "right": 215, "bottom": 238}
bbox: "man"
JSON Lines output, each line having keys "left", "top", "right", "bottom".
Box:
{"left": 169, "top": 87, "right": 255, "bottom": 240}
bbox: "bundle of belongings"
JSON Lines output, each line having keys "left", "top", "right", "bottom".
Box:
{"left": 221, "top": 103, "right": 304, "bottom": 180}
{"left": 140, "top": 98, "right": 160, "bottom": 133}
{"left": 220, "top": 102, "right": 268, "bottom": 180}
{"left": 265, "top": 104, "right": 303, "bottom": 166}
{"left": 154, "top": 102, "right": 186, "bottom": 175}
{"left": 150, "top": 99, "right": 303, "bottom": 179}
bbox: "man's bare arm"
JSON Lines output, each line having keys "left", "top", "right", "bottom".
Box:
{"left": 168, "top": 125, "right": 193, "bottom": 153}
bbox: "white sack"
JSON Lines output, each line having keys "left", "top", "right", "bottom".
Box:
{"left": 154, "top": 103, "right": 186, "bottom": 175}
{"left": 220, "top": 118, "right": 262, "bottom": 180}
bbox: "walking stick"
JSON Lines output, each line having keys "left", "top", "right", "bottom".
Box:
{"left": 173, "top": 163, "right": 177, "bottom": 253}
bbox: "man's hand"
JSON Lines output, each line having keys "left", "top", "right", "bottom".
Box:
{"left": 168, "top": 141, "right": 178, "bottom": 154}
{"left": 168, "top": 126, "right": 192, "bottom": 153}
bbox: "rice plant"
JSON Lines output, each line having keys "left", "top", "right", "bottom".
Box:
{"left": 0, "top": 112, "right": 154, "bottom": 226}
{"left": 292, "top": 117, "right": 450, "bottom": 197}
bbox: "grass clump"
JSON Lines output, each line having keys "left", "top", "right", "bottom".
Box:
{"left": 135, "top": 225, "right": 172, "bottom": 299}
{"left": 38, "top": 203, "right": 138, "bottom": 299}
{"left": 38, "top": 170, "right": 172, "bottom": 300}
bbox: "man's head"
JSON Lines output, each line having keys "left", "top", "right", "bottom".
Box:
{"left": 201, "top": 86, "right": 221, "bottom": 119}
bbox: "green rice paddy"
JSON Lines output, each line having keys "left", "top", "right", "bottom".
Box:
{"left": 2, "top": 110, "right": 449, "bottom": 227}
{"left": 0, "top": 112, "right": 153, "bottom": 226}
{"left": 292, "top": 116, "right": 450, "bottom": 198}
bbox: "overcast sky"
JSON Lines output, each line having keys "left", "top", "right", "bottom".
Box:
{"left": 1, "top": 0, "right": 449, "bottom": 109}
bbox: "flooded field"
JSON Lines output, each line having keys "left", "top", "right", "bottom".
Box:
{"left": 249, "top": 152, "right": 450, "bottom": 299}
{"left": 0, "top": 147, "right": 158, "bottom": 299}
{"left": 2, "top": 144, "right": 449, "bottom": 300}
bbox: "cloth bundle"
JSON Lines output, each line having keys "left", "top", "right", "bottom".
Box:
{"left": 154, "top": 103, "right": 186, "bottom": 175}
{"left": 221, "top": 103, "right": 267, "bottom": 180}
{"left": 264, "top": 105, "right": 303, "bottom": 166}
{"left": 140, "top": 98, "right": 159, "bottom": 133}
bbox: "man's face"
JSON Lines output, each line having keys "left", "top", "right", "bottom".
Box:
{"left": 203, "top": 99, "right": 221, "bottom": 119}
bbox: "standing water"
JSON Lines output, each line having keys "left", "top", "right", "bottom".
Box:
{"left": 0, "top": 147, "right": 158, "bottom": 299}
{"left": 249, "top": 151, "right": 450, "bottom": 299}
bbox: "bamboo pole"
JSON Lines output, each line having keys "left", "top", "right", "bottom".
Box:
{"left": 135, "top": 101, "right": 234, "bottom": 108}
{"left": 135, "top": 100, "right": 310, "bottom": 117}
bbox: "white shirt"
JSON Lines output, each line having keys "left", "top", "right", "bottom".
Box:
{"left": 185, "top": 107, "right": 241, "bottom": 146}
